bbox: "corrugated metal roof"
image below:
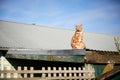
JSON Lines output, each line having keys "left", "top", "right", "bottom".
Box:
{"left": 0, "top": 20, "right": 119, "bottom": 51}
{"left": 84, "top": 32, "right": 119, "bottom": 51}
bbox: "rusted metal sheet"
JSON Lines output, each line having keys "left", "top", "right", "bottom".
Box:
{"left": 5, "top": 54, "right": 84, "bottom": 63}
{"left": 4, "top": 49, "right": 85, "bottom": 63}
{"left": 85, "top": 51, "right": 120, "bottom": 64}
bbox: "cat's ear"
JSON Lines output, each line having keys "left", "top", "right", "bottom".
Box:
{"left": 75, "top": 25, "right": 78, "bottom": 31}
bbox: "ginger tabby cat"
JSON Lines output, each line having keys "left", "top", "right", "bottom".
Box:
{"left": 71, "top": 24, "right": 86, "bottom": 49}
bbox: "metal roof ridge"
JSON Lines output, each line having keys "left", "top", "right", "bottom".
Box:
{"left": 0, "top": 20, "right": 73, "bottom": 32}
{"left": 86, "top": 48, "right": 118, "bottom": 53}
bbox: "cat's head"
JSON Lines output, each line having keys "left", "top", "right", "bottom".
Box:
{"left": 75, "top": 24, "right": 82, "bottom": 32}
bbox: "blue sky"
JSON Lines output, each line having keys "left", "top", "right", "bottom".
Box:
{"left": 0, "top": 0, "right": 120, "bottom": 36}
